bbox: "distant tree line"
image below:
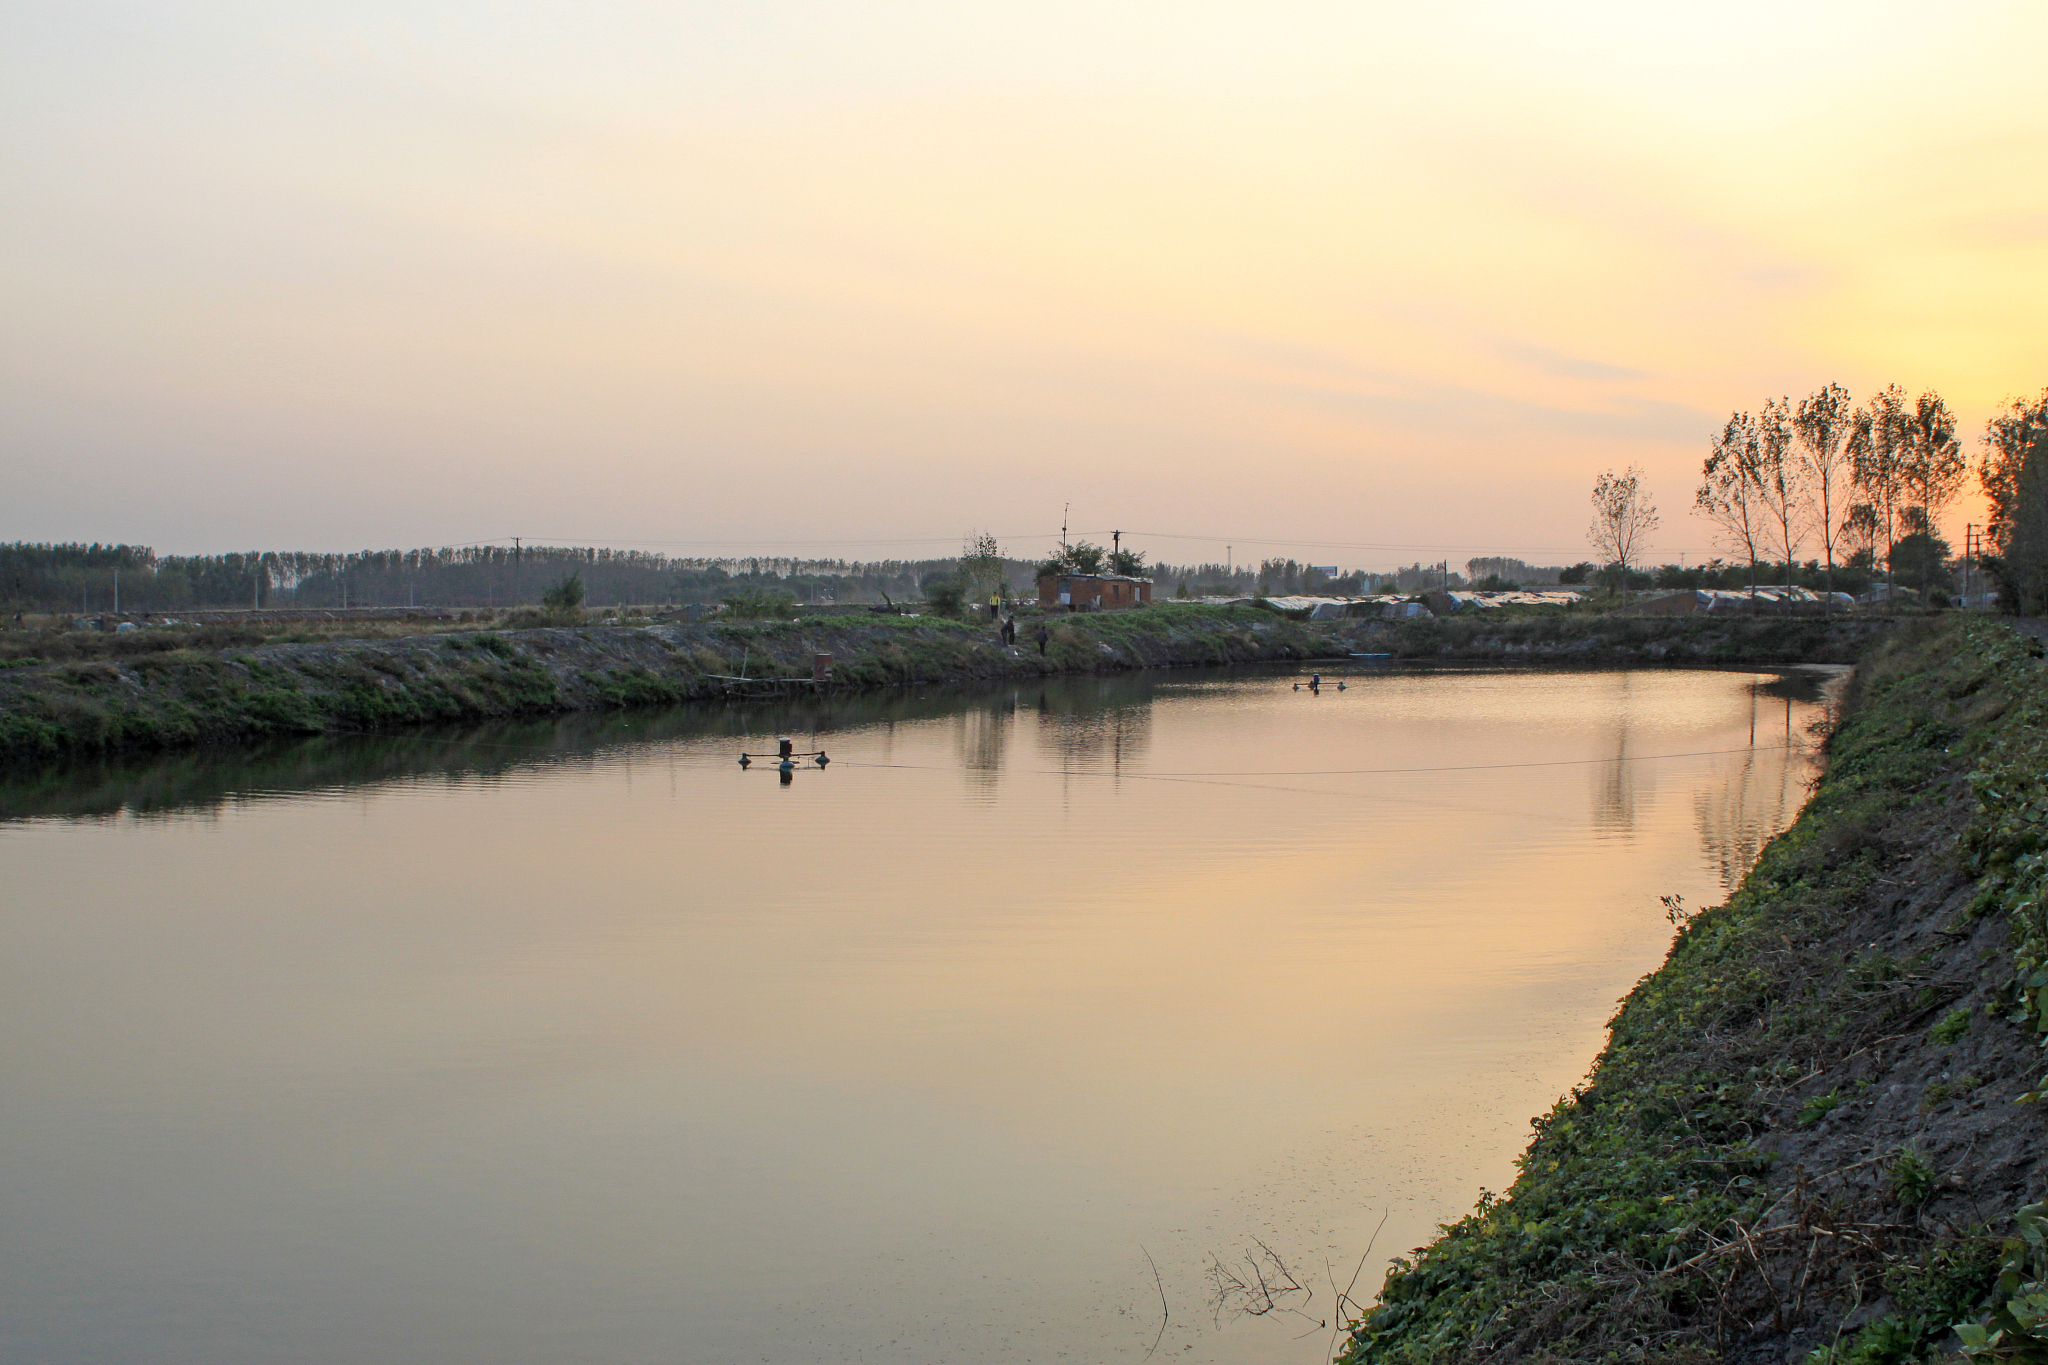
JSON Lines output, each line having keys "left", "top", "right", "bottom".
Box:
{"left": 1156, "top": 561, "right": 1260, "bottom": 597}
{"left": 1, "top": 542, "right": 283, "bottom": 615}
{"left": 1152, "top": 559, "right": 1582, "bottom": 597}
{"left": 1031, "top": 544, "right": 1355, "bottom": 599}
{"left": 1249, "top": 559, "right": 1367, "bottom": 596}
{"left": 1463, "top": 557, "right": 1567, "bottom": 588}
{"left": 1147, "top": 559, "right": 1478, "bottom": 598}
{"left": 0, "top": 542, "right": 1057, "bottom": 614}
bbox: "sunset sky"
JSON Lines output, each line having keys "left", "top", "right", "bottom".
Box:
{"left": 6, "top": 1, "right": 2045, "bottom": 567}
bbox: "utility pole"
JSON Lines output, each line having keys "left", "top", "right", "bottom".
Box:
{"left": 1111, "top": 529, "right": 1121, "bottom": 563}
{"left": 1962, "top": 524, "right": 1971, "bottom": 605}
{"left": 1059, "top": 508, "right": 1068, "bottom": 559}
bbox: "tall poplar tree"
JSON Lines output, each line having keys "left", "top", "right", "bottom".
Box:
{"left": 1898, "top": 390, "right": 1966, "bottom": 599}
{"left": 1696, "top": 412, "right": 1766, "bottom": 596}
{"left": 1793, "top": 382, "right": 1854, "bottom": 606}
{"left": 1849, "top": 384, "right": 1913, "bottom": 597}
{"left": 1753, "top": 397, "right": 1810, "bottom": 583}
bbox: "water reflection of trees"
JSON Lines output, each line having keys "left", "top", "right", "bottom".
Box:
{"left": 0, "top": 680, "right": 1080, "bottom": 822}
{"left": 1592, "top": 719, "right": 1638, "bottom": 835}
{"left": 1032, "top": 684, "right": 1154, "bottom": 775}
{"left": 1695, "top": 690, "right": 1807, "bottom": 893}
{"left": 952, "top": 695, "right": 1017, "bottom": 790}
{"left": 1591, "top": 677, "right": 1824, "bottom": 866}
{"left": 0, "top": 671, "right": 1197, "bottom": 822}
{"left": 1592, "top": 672, "right": 1640, "bottom": 836}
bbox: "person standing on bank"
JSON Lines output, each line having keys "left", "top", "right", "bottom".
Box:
{"left": 1035, "top": 625, "right": 1050, "bottom": 656}
{"left": 989, "top": 592, "right": 1001, "bottom": 620}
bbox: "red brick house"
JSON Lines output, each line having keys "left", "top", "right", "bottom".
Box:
{"left": 1037, "top": 572, "right": 1153, "bottom": 611}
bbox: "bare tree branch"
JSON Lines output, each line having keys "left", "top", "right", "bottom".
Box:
{"left": 1590, "top": 466, "right": 1660, "bottom": 604}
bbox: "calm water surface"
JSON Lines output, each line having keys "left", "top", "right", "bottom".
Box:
{"left": 0, "top": 665, "right": 1826, "bottom": 1364}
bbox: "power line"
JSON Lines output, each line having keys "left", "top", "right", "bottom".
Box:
{"left": 465, "top": 529, "right": 1722, "bottom": 559}
{"left": 837, "top": 743, "right": 1805, "bottom": 781}
{"left": 474, "top": 532, "right": 1065, "bottom": 550}
{"left": 1115, "top": 530, "right": 1721, "bottom": 557}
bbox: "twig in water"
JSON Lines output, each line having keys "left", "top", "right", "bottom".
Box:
{"left": 1141, "top": 1245, "right": 1168, "bottom": 1361}
{"left": 1208, "top": 1237, "right": 1315, "bottom": 1328}
{"left": 1327, "top": 1208, "right": 1392, "bottom": 1362}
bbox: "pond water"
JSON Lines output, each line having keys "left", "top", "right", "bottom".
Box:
{"left": 0, "top": 664, "right": 1828, "bottom": 1365}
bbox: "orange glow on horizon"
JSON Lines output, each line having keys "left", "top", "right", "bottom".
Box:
{"left": 4, "top": 1, "right": 2043, "bottom": 563}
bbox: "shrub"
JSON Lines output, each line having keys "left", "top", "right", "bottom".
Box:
{"left": 722, "top": 586, "right": 797, "bottom": 620}
{"left": 542, "top": 573, "right": 586, "bottom": 613}
{"left": 922, "top": 578, "right": 966, "bottom": 618}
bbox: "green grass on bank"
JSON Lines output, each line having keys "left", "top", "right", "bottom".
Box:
{"left": 0, "top": 606, "right": 1324, "bottom": 762}
{"left": 0, "top": 605, "right": 1914, "bottom": 765}
{"left": 1339, "top": 618, "right": 2048, "bottom": 1364}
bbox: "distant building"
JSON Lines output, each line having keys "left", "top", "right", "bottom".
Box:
{"left": 1038, "top": 572, "right": 1153, "bottom": 611}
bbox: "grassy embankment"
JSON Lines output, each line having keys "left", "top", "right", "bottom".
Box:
{"left": 0, "top": 604, "right": 1896, "bottom": 764}
{"left": 1340, "top": 617, "right": 2048, "bottom": 1364}
{"left": 0, "top": 605, "right": 1344, "bottom": 762}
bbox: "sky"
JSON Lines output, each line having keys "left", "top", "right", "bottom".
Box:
{"left": 5, "top": 1, "right": 2046, "bottom": 568}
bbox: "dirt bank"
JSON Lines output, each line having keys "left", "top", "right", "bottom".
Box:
{"left": 1341, "top": 617, "right": 2048, "bottom": 1364}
